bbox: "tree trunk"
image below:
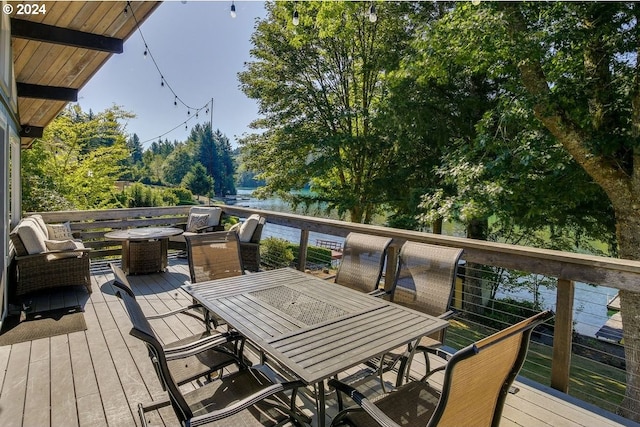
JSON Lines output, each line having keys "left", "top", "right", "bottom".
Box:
{"left": 464, "top": 217, "right": 489, "bottom": 315}
{"left": 614, "top": 204, "right": 640, "bottom": 419}
{"left": 432, "top": 217, "right": 443, "bottom": 234}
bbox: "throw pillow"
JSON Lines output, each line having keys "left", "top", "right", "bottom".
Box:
{"left": 238, "top": 214, "right": 260, "bottom": 242}
{"left": 186, "top": 213, "right": 210, "bottom": 233}
{"left": 47, "top": 221, "right": 74, "bottom": 240}
{"left": 44, "top": 239, "right": 84, "bottom": 260}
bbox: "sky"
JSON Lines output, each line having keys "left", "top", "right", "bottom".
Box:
{"left": 79, "top": 1, "right": 267, "bottom": 148}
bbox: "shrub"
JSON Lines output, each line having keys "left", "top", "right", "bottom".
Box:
{"left": 260, "top": 237, "right": 294, "bottom": 270}
{"left": 289, "top": 244, "right": 332, "bottom": 268}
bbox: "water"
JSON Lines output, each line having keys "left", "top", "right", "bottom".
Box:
{"left": 496, "top": 281, "right": 615, "bottom": 337}
{"left": 233, "top": 187, "right": 616, "bottom": 338}
{"left": 232, "top": 188, "right": 347, "bottom": 247}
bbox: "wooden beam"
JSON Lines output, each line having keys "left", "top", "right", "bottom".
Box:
{"left": 17, "top": 83, "right": 78, "bottom": 102}
{"left": 19, "top": 125, "right": 43, "bottom": 138}
{"left": 10, "top": 18, "right": 123, "bottom": 53}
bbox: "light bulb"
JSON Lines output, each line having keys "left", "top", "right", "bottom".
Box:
{"left": 292, "top": 10, "right": 299, "bottom": 26}
{"left": 471, "top": 0, "right": 481, "bottom": 5}
{"left": 368, "top": 4, "right": 377, "bottom": 23}
{"left": 230, "top": 2, "right": 236, "bottom": 18}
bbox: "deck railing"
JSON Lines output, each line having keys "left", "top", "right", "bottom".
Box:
{"left": 31, "top": 204, "right": 640, "bottom": 419}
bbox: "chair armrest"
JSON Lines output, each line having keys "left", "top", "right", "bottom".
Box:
{"left": 438, "top": 310, "right": 455, "bottom": 320}
{"left": 194, "top": 224, "right": 225, "bottom": 233}
{"left": 368, "top": 289, "right": 391, "bottom": 298}
{"left": 164, "top": 332, "right": 243, "bottom": 360}
{"left": 145, "top": 303, "right": 204, "bottom": 320}
{"left": 190, "top": 376, "right": 305, "bottom": 424}
{"left": 15, "top": 248, "right": 91, "bottom": 261}
{"left": 328, "top": 379, "right": 401, "bottom": 427}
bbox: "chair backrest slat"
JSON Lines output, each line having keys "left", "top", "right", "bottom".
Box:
{"left": 185, "top": 231, "right": 244, "bottom": 283}
{"left": 335, "top": 233, "right": 392, "bottom": 293}
{"left": 429, "top": 310, "right": 553, "bottom": 427}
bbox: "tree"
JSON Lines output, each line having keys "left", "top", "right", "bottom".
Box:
{"left": 127, "top": 133, "right": 143, "bottom": 164}
{"left": 191, "top": 124, "right": 236, "bottom": 196}
{"left": 161, "top": 142, "right": 195, "bottom": 186}
{"left": 239, "top": 1, "right": 419, "bottom": 223}
{"left": 181, "top": 163, "right": 213, "bottom": 197}
{"left": 21, "top": 105, "right": 130, "bottom": 210}
{"left": 428, "top": 2, "right": 640, "bottom": 419}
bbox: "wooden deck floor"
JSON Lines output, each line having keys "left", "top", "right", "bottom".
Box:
{"left": 0, "top": 257, "right": 636, "bottom": 427}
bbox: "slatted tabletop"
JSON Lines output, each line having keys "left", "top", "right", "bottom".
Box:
{"left": 183, "top": 268, "right": 448, "bottom": 385}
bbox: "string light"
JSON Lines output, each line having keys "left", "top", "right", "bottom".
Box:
{"left": 124, "top": 2, "right": 213, "bottom": 144}
{"left": 368, "top": 3, "right": 377, "bottom": 23}
{"left": 230, "top": 1, "right": 236, "bottom": 18}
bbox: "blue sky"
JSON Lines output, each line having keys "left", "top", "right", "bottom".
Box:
{"left": 80, "top": 1, "right": 267, "bottom": 148}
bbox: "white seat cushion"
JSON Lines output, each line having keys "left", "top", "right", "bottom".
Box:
{"left": 189, "top": 207, "right": 222, "bottom": 228}
{"left": 17, "top": 218, "right": 48, "bottom": 254}
{"left": 30, "top": 215, "right": 50, "bottom": 239}
{"left": 238, "top": 214, "right": 260, "bottom": 242}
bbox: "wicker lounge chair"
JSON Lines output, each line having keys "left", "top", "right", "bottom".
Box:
{"left": 185, "top": 231, "right": 245, "bottom": 283}
{"left": 238, "top": 215, "right": 266, "bottom": 272}
{"left": 109, "top": 263, "right": 245, "bottom": 387}
{"left": 10, "top": 225, "right": 91, "bottom": 298}
{"left": 383, "top": 242, "right": 464, "bottom": 384}
{"left": 329, "top": 310, "right": 554, "bottom": 427}
{"left": 333, "top": 233, "right": 392, "bottom": 294}
{"left": 117, "top": 289, "right": 308, "bottom": 427}
{"left": 169, "top": 206, "right": 225, "bottom": 250}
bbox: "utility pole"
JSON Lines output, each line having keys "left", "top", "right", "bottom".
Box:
{"left": 208, "top": 98, "right": 214, "bottom": 205}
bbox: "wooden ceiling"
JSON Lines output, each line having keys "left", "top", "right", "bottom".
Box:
{"left": 9, "top": 1, "right": 161, "bottom": 147}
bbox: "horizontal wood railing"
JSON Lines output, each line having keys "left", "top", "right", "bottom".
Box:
{"left": 30, "top": 204, "right": 640, "bottom": 395}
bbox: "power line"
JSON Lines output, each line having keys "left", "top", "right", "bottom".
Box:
{"left": 125, "top": 1, "right": 213, "bottom": 144}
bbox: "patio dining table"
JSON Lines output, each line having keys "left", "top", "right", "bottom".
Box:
{"left": 182, "top": 267, "right": 448, "bottom": 427}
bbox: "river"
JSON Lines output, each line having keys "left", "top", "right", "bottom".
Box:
{"left": 230, "top": 188, "right": 616, "bottom": 338}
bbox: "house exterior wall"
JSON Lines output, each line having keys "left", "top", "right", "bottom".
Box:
{"left": 1, "top": 6, "right": 21, "bottom": 324}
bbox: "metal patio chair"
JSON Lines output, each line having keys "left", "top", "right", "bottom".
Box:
{"left": 383, "top": 242, "right": 464, "bottom": 384}
{"left": 117, "top": 289, "right": 308, "bottom": 427}
{"left": 109, "top": 263, "right": 245, "bottom": 388}
{"left": 333, "top": 232, "right": 393, "bottom": 295}
{"left": 185, "top": 230, "right": 245, "bottom": 283}
{"left": 329, "top": 310, "right": 554, "bottom": 427}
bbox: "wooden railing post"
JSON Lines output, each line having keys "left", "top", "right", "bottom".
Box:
{"left": 384, "top": 244, "right": 399, "bottom": 295}
{"left": 297, "top": 229, "right": 309, "bottom": 272}
{"left": 551, "top": 278, "right": 574, "bottom": 392}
